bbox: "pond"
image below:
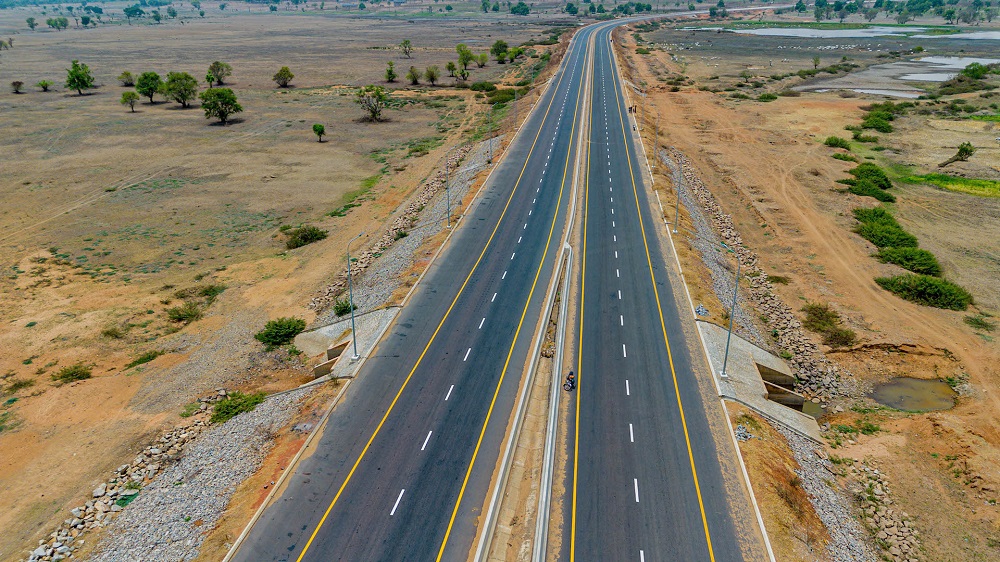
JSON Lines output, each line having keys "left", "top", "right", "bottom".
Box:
{"left": 870, "top": 377, "right": 957, "bottom": 412}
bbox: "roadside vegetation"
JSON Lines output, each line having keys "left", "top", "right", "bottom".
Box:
{"left": 210, "top": 391, "right": 267, "bottom": 424}
{"left": 801, "top": 303, "right": 856, "bottom": 347}
{"left": 254, "top": 317, "right": 307, "bottom": 351}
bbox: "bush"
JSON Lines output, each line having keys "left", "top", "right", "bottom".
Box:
{"left": 125, "top": 350, "right": 164, "bottom": 369}
{"left": 875, "top": 274, "right": 973, "bottom": 310}
{"left": 848, "top": 181, "right": 896, "bottom": 202}
{"left": 832, "top": 153, "right": 859, "bottom": 163}
{"left": 101, "top": 325, "right": 127, "bottom": 339}
{"left": 167, "top": 301, "right": 203, "bottom": 323}
{"left": 852, "top": 207, "right": 917, "bottom": 248}
{"left": 848, "top": 163, "right": 892, "bottom": 190}
{"left": 758, "top": 93, "right": 778, "bottom": 102}
{"left": 469, "top": 80, "right": 496, "bottom": 92}
{"left": 875, "top": 247, "right": 942, "bottom": 276}
{"left": 286, "top": 225, "right": 328, "bottom": 249}
{"left": 861, "top": 115, "right": 893, "bottom": 133}
{"left": 52, "top": 363, "right": 92, "bottom": 383}
{"left": 254, "top": 317, "right": 306, "bottom": 350}
{"left": 333, "top": 297, "right": 357, "bottom": 317}
{"left": 824, "top": 136, "right": 851, "bottom": 149}
{"left": 801, "top": 303, "right": 857, "bottom": 347}
{"left": 211, "top": 391, "right": 267, "bottom": 424}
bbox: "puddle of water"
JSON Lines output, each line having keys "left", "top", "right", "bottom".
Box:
{"left": 917, "top": 56, "right": 1000, "bottom": 68}
{"left": 913, "top": 31, "right": 1000, "bottom": 40}
{"left": 802, "top": 400, "right": 825, "bottom": 419}
{"left": 899, "top": 73, "right": 954, "bottom": 82}
{"left": 724, "top": 26, "right": 924, "bottom": 39}
{"left": 871, "top": 377, "right": 956, "bottom": 412}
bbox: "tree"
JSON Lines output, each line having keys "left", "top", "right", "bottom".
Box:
{"left": 794, "top": 0, "right": 807, "bottom": 11}
{"left": 356, "top": 85, "right": 389, "bottom": 121}
{"left": 136, "top": 71, "right": 163, "bottom": 102}
{"left": 385, "top": 61, "right": 397, "bottom": 83}
{"left": 457, "top": 68, "right": 469, "bottom": 81}
{"left": 491, "top": 40, "right": 509, "bottom": 62}
{"left": 273, "top": 66, "right": 294, "bottom": 87}
{"left": 313, "top": 123, "right": 326, "bottom": 142}
{"left": 167, "top": 6, "right": 178, "bottom": 18}
{"left": 11, "top": 81, "right": 24, "bottom": 94}
{"left": 446, "top": 61, "right": 457, "bottom": 77}
{"left": 207, "top": 61, "right": 233, "bottom": 86}
{"left": 961, "top": 62, "right": 989, "bottom": 80}
{"left": 65, "top": 60, "right": 95, "bottom": 95}
{"left": 566, "top": 2, "right": 579, "bottom": 14}
{"left": 219, "top": 2, "right": 227, "bottom": 10}
{"left": 163, "top": 71, "right": 199, "bottom": 107}
{"left": 813, "top": 55, "right": 821, "bottom": 70}
{"left": 26, "top": 17, "right": 37, "bottom": 30}
{"left": 456, "top": 44, "right": 474, "bottom": 70}
{"left": 493, "top": 1, "right": 500, "bottom": 11}
{"left": 739, "top": 69, "right": 753, "bottom": 83}
{"left": 118, "top": 71, "right": 135, "bottom": 86}
{"left": 476, "top": 53, "right": 488, "bottom": 68}
{"left": 121, "top": 90, "right": 140, "bottom": 112}
{"left": 445, "top": 4, "right": 453, "bottom": 11}
{"left": 425, "top": 65, "right": 440, "bottom": 86}
{"left": 192, "top": 0, "right": 202, "bottom": 8}
{"left": 864, "top": 8, "right": 879, "bottom": 21}
{"left": 199, "top": 88, "right": 242, "bottom": 124}
{"left": 939, "top": 142, "right": 976, "bottom": 167}
{"left": 895, "top": 10, "right": 912, "bottom": 24}
{"left": 81, "top": 15, "right": 92, "bottom": 26}
{"left": 400, "top": 39, "right": 413, "bottom": 58}
{"left": 36, "top": 80, "right": 53, "bottom": 92}
{"left": 482, "top": 0, "right": 490, "bottom": 12}
{"left": 406, "top": 66, "right": 420, "bottom": 85}
{"left": 123, "top": 4, "right": 144, "bottom": 24}
{"left": 511, "top": 1, "right": 530, "bottom": 15}
{"left": 589, "top": 3, "right": 596, "bottom": 13}
{"left": 270, "top": 5, "right": 278, "bottom": 11}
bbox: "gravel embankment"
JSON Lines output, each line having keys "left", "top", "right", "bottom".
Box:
{"left": 89, "top": 389, "right": 311, "bottom": 562}
{"left": 777, "top": 425, "right": 879, "bottom": 562}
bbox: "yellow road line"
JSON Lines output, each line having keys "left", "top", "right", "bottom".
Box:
{"left": 568, "top": 37, "right": 594, "bottom": 561}
{"left": 607, "top": 30, "right": 717, "bottom": 561}
{"left": 435, "top": 33, "right": 591, "bottom": 562}
{"left": 292, "top": 39, "right": 580, "bottom": 562}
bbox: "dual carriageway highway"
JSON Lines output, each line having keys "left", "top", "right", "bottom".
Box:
{"left": 232, "top": 16, "right": 763, "bottom": 562}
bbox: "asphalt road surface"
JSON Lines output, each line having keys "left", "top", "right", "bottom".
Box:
{"left": 232, "top": 23, "right": 600, "bottom": 562}
{"left": 568, "top": 25, "right": 751, "bottom": 562}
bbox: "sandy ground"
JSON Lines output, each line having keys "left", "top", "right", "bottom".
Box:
{"left": 0, "top": 6, "right": 567, "bottom": 560}
{"left": 620, "top": 17, "right": 1000, "bottom": 561}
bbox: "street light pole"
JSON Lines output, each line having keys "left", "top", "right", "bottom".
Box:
{"left": 347, "top": 231, "right": 365, "bottom": 360}
{"left": 720, "top": 248, "right": 740, "bottom": 379}
{"left": 445, "top": 146, "right": 455, "bottom": 228}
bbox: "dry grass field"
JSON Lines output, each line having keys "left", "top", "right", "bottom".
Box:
{"left": 0, "top": 4, "right": 576, "bottom": 558}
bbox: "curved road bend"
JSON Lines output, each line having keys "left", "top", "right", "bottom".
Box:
{"left": 233, "top": 24, "right": 601, "bottom": 562}
{"left": 568, "top": 24, "right": 759, "bottom": 562}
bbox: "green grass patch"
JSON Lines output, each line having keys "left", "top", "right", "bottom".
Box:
{"left": 900, "top": 173, "right": 1000, "bottom": 198}
{"left": 52, "top": 363, "right": 92, "bottom": 383}
{"left": 285, "top": 225, "right": 328, "bottom": 250}
{"left": 767, "top": 275, "right": 790, "bottom": 285}
{"left": 969, "top": 114, "right": 1000, "bottom": 122}
{"left": 180, "top": 402, "right": 201, "bottom": 418}
{"left": 406, "top": 136, "right": 444, "bottom": 158}
{"left": 758, "top": 93, "right": 778, "bottom": 102}
{"left": 875, "top": 274, "right": 973, "bottom": 310}
{"left": 875, "top": 247, "right": 942, "bottom": 276}
{"left": 852, "top": 207, "right": 918, "bottom": 248}
{"left": 334, "top": 297, "right": 357, "bottom": 317}
{"left": 833, "top": 153, "right": 859, "bottom": 163}
{"left": 255, "top": 317, "right": 307, "bottom": 350}
{"left": 211, "top": 391, "right": 267, "bottom": 424}
{"left": 125, "top": 350, "right": 164, "bottom": 370}
{"left": 964, "top": 315, "right": 996, "bottom": 332}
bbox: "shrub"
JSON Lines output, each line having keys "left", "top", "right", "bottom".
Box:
{"left": 777, "top": 89, "right": 801, "bottom": 97}
{"left": 469, "top": 80, "right": 496, "bottom": 92}
{"left": 635, "top": 47, "right": 651, "bottom": 55}
{"left": 852, "top": 207, "right": 917, "bottom": 248}
{"left": 861, "top": 115, "right": 893, "bottom": 133}
{"left": 180, "top": 402, "right": 201, "bottom": 417}
{"left": 210, "top": 391, "right": 267, "bottom": 424}
{"left": 964, "top": 315, "right": 996, "bottom": 332}
{"left": 101, "top": 325, "right": 127, "bottom": 339}
{"left": 285, "top": 225, "right": 328, "bottom": 249}
{"left": 167, "top": 301, "right": 203, "bottom": 323}
{"left": 824, "top": 136, "right": 851, "bottom": 149}
{"left": 333, "top": 297, "right": 357, "bottom": 317}
{"left": 801, "top": 303, "right": 857, "bottom": 348}
{"left": 758, "top": 93, "right": 778, "bottom": 102}
{"left": 875, "top": 274, "right": 973, "bottom": 310}
{"left": 848, "top": 181, "right": 896, "bottom": 202}
{"left": 125, "top": 350, "right": 164, "bottom": 369}
{"left": 767, "top": 275, "right": 790, "bottom": 285}
{"left": 5, "top": 378, "right": 34, "bottom": 393}
{"left": 875, "top": 247, "right": 942, "bottom": 276}
{"left": 254, "top": 317, "right": 306, "bottom": 350}
{"left": 52, "top": 363, "right": 92, "bottom": 383}
{"left": 848, "top": 163, "right": 892, "bottom": 190}
{"left": 832, "top": 153, "right": 859, "bottom": 163}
